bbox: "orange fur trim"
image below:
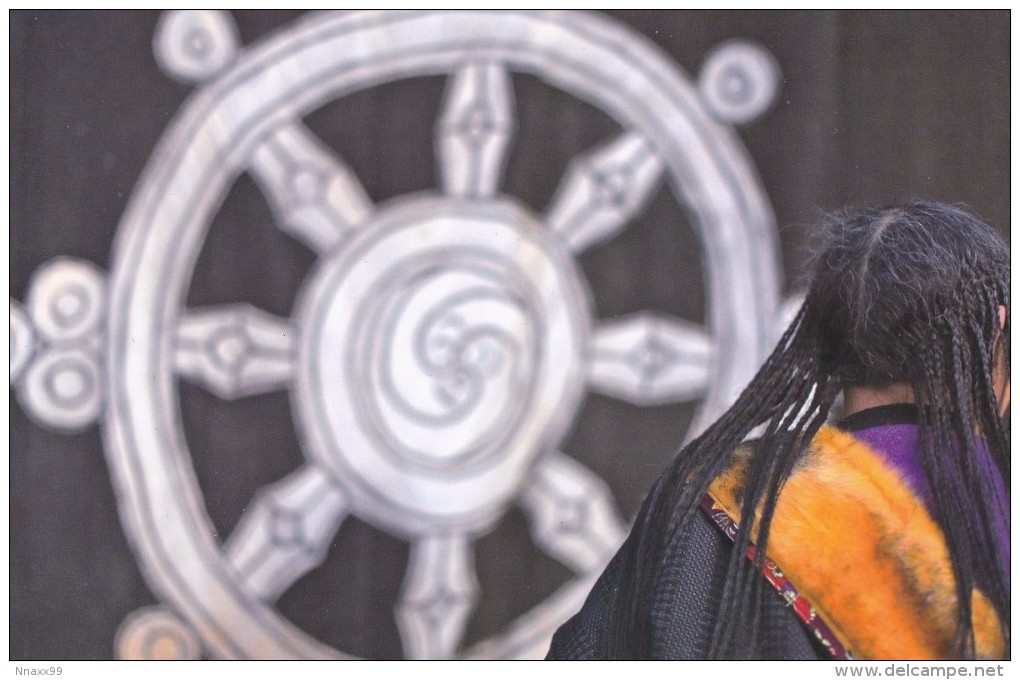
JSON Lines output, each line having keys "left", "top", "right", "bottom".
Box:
{"left": 708, "top": 426, "right": 1004, "bottom": 660}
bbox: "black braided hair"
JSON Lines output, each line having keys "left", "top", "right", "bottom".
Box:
{"left": 612, "top": 200, "right": 1010, "bottom": 659}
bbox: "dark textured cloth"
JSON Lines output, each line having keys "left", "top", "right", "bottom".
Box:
{"left": 546, "top": 501, "right": 824, "bottom": 659}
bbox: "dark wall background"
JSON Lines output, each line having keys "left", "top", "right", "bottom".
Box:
{"left": 9, "top": 10, "right": 1010, "bottom": 660}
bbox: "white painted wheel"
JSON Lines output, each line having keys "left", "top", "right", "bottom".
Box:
{"left": 93, "top": 10, "right": 781, "bottom": 659}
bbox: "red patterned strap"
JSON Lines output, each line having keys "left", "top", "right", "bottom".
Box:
{"left": 699, "top": 495, "right": 853, "bottom": 660}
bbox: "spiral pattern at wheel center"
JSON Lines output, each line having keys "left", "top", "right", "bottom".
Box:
{"left": 358, "top": 253, "right": 538, "bottom": 470}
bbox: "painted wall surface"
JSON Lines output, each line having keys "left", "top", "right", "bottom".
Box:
{"left": 9, "top": 10, "right": 1009, "bottom": 660}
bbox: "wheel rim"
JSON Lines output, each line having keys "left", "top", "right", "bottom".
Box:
{"left": 102, "top": 10, "right": 780, "bottom": 659}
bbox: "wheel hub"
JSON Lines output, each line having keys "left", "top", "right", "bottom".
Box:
{"left": 293, "top": 196, "right": 591, "bottom": 535}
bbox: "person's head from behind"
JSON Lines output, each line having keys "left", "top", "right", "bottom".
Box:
{"left": 634, "top": 200, "right": 1009, "bottom": 659}
{"left": 805, "top": 201, "right": 1010, "bottom": 423}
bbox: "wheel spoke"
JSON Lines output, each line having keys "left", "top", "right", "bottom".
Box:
{"left": 545, "top": 131, "right": 664, "bottom": 252}
{"left": 436, "top": 62, "right": 515, "bottom": 199}
{"left": 588, "top": 313, "right": 713, "bottom": 406}
{"left": 249, "top": 122, "right": 373, "bottom": 253}
{"left": 520, "top": 452, "right": 627, "bottom": 574}
{"left": 174, "top": 304, "right": 294, "bottom": 399}
{"left": 225, "top": 465, "right": 348, "bottom": 602}
{"left": 396, "top": 532, "right": 478, "bottom": 660}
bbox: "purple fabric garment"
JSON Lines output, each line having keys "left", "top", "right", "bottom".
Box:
{"left": 846, "top": 416, "right": 1010, "bottom": 579}
{"left": 850, "top": 423, "right": 930, "bottom": 504}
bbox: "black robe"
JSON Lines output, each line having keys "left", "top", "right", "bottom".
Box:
{"left": 545, "top": 503, "right": 825, "bottom": 660}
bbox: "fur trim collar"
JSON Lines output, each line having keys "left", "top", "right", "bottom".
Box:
{"left": 708, "top": 426, "right": 1004, "bottom": 660}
